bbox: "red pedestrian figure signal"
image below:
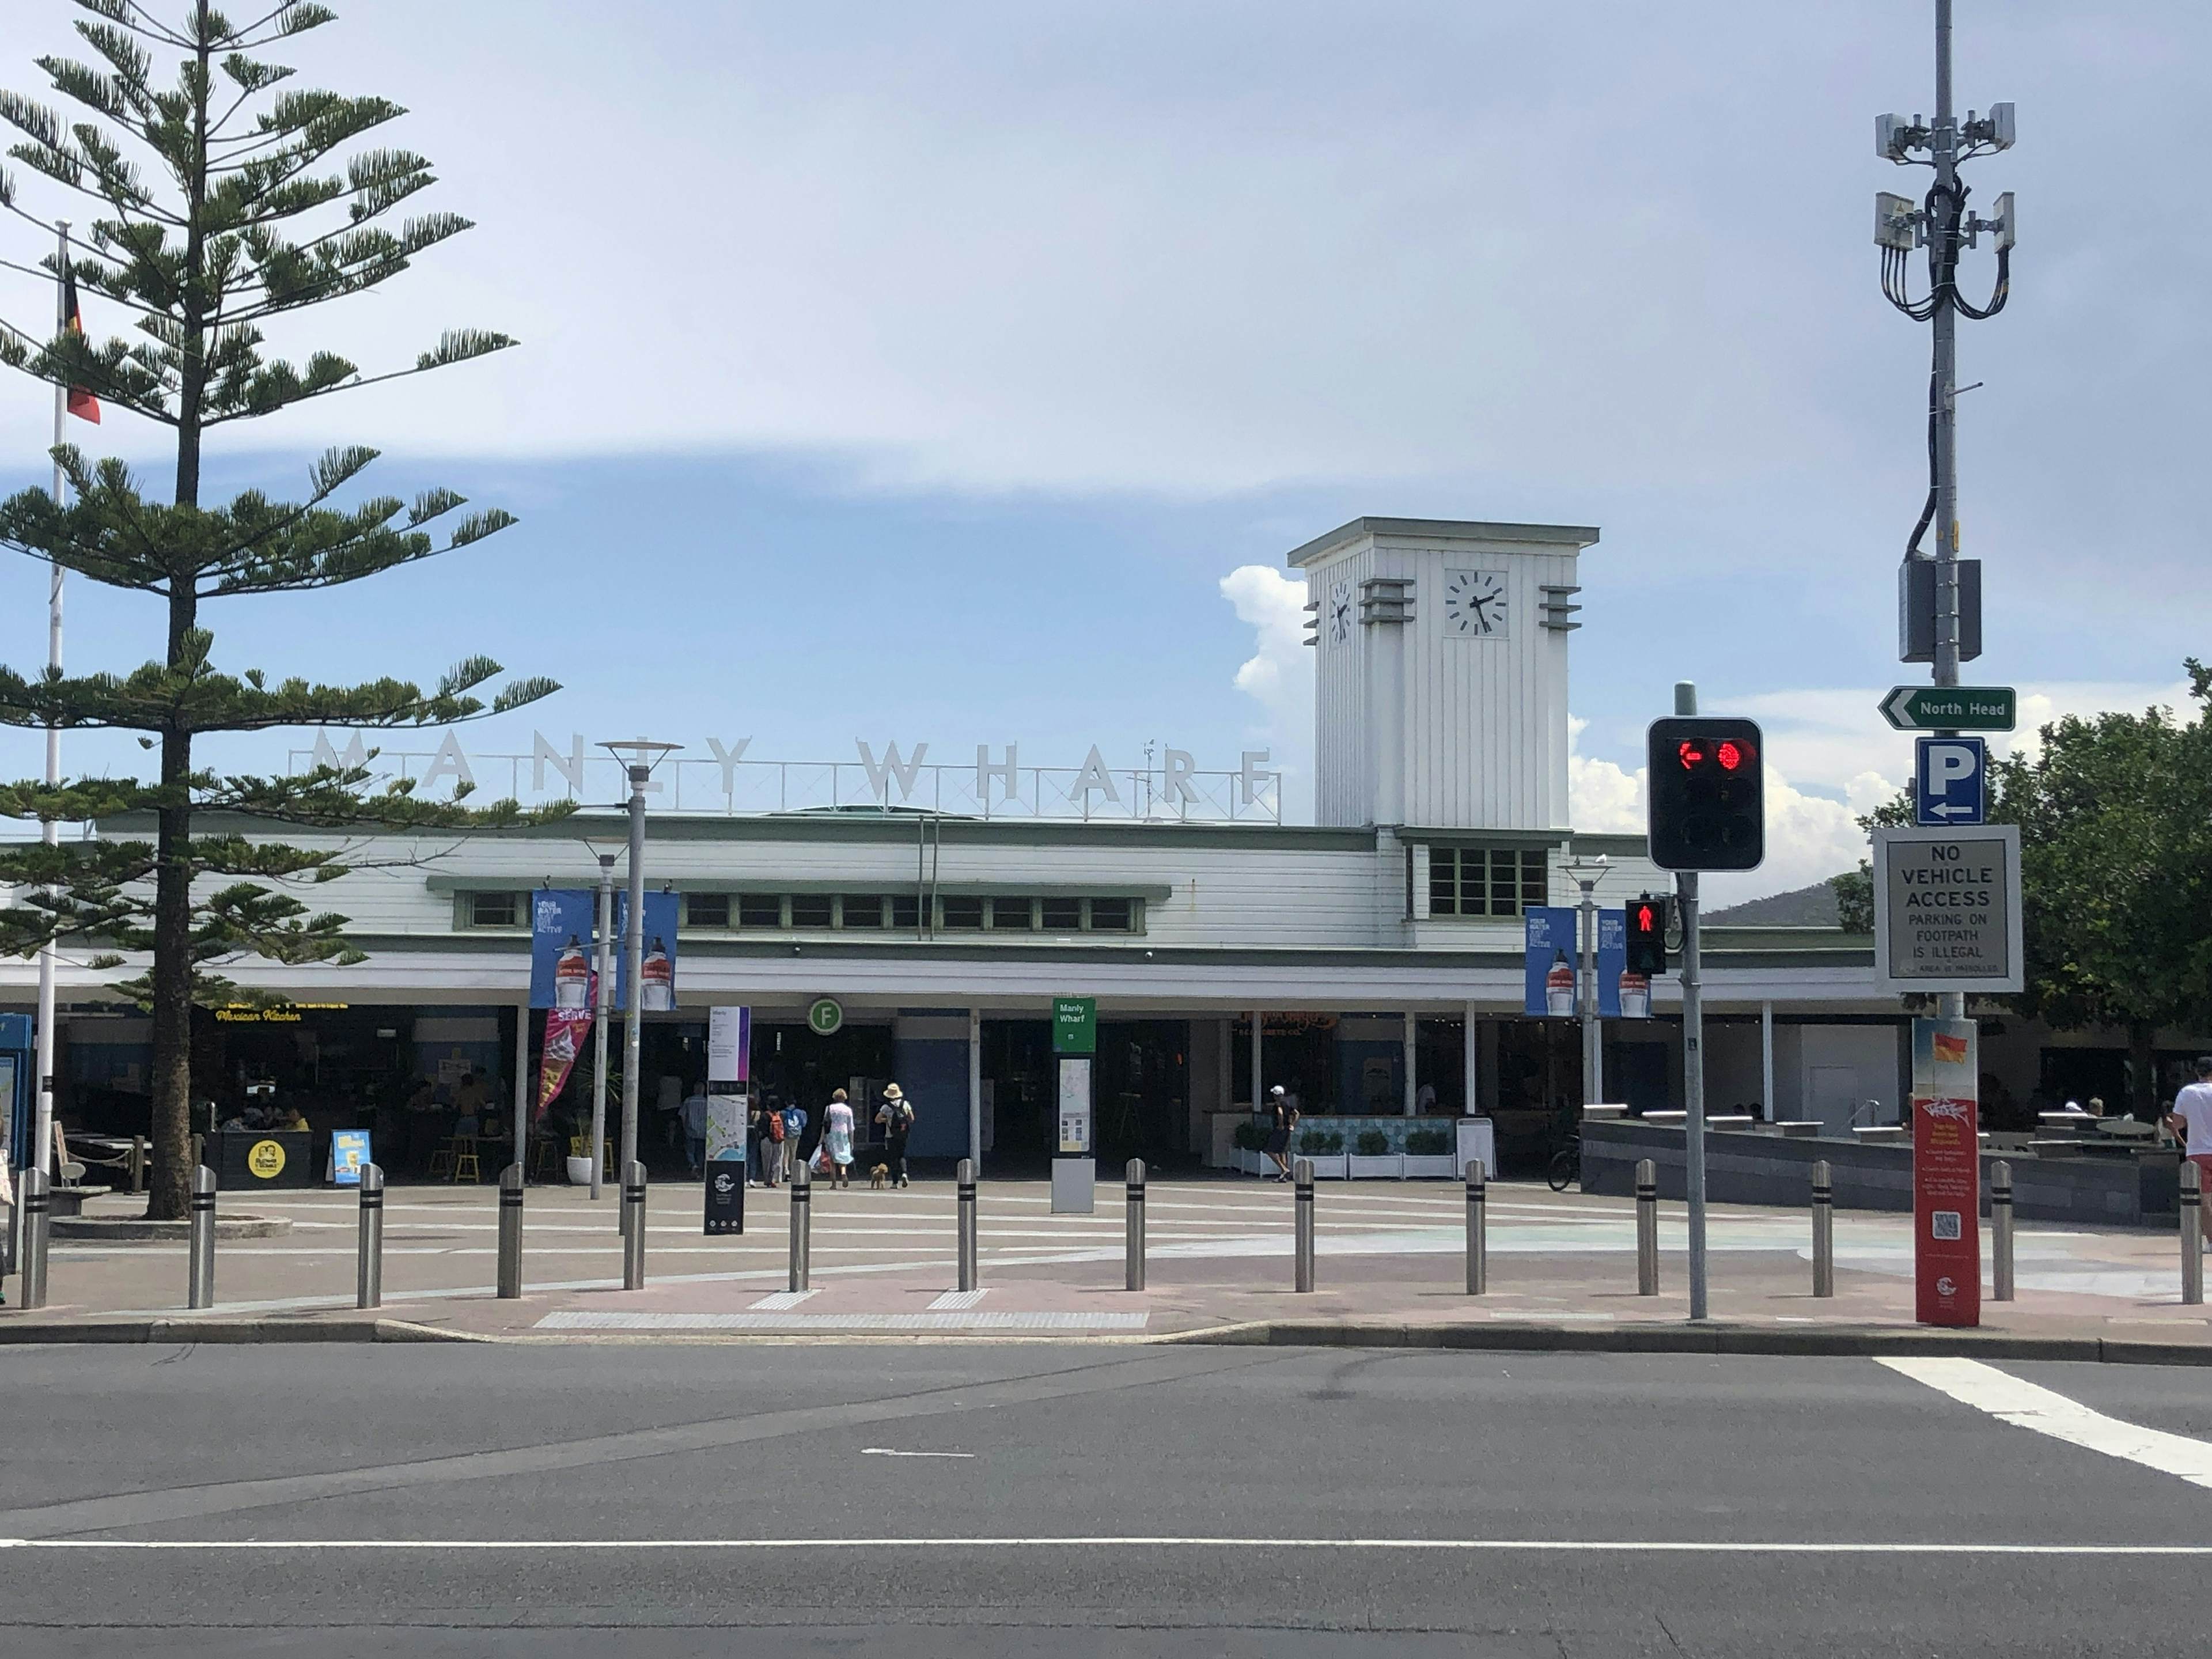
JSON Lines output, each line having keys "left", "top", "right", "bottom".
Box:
{"left": 1626, "top": 895, "right": 1669, "bottom": 975}
{"left": 1646, "top": 717, "right": 1765, "bottom": 872}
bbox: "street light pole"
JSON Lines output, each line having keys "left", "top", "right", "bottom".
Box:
{"left": 590, "top": 851, "right": 616, "bottom": 1202}
{"left": 600, "top": 740, "right": 680, "bottom": 1218}
{"left": 1567, "top": 855, "right": 1609, "bottom": 1107}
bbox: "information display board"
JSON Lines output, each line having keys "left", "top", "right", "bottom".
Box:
{"left": 1911, "top": 1017, "right": 1981, "bottom": 1328}
{"left": 1873, "top": 825, "right": 2022, "bottom": 994}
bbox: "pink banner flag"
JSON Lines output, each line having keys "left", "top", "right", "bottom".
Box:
{"left": 536, "top": 971, "right": 596, "bottom": 1121}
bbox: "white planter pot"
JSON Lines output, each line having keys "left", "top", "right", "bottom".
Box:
{"left": 1346, "top": 1153, "right": 1403, "bottom": 1180}
{"left": 1400, "top": 1154, "right": 1459, "bottom": 1180}
{"left": 1239, "top": 1149, "right": 1269, "bottom": 1176}
{"left": 565, "top": 1155, "right": 596, "bottom": 1185}
{"left": 1296, "top": 1153, "right": 1349, "bottom": 1179}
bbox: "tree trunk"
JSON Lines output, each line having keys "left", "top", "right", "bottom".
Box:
{"left": 145, "top": 8, "right": 213, "bottom": 1221}
{"left": 2130, "top": 1021, "right": 2160, "bottom": 1123}
{"left": 145, "top": 735, "right": 195, "bottom": 1220}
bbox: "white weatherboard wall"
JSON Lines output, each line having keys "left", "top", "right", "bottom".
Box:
{"left": 1293, "top": 517, "right": 1598, "bottom": 832}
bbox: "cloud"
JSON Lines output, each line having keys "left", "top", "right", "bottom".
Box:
{"left": 1219, "top": 563, "right": 1313, "bottom": 817}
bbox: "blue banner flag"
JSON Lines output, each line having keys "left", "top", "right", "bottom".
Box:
{"left": 1524, "top": 906, "right": 1578, "bottom": 1017}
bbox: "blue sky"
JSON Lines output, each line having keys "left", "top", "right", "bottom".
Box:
{"left": 3, "top": 0, "right": 2207, "bottom": 902}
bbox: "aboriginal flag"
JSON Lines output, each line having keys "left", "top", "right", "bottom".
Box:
{"left": 60, "top": 263, "right": 100, "bottom": 423}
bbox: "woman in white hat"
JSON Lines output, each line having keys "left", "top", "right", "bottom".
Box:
{"left": 876, "top": 1082, "right": 915, "bottom": 1188}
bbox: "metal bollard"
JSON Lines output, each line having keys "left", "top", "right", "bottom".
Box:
{"left": 497, "top": 1163, "right": 524, "bottom": 1299}
{"left": 789, "top": 1161, "right": 812, "bottom": 1292}
{"left": 187, "top": 1164, "right": 217, "bottom": 1309}
{"left": 357, "top": 1164, "right": 384, "bottom": 1309}
{"left": 1812, "top": 1158, "right": 1834, "bottom": 1298}
{"left": 623, "top": 1161, "right": 647, "bottom": 1291}
{"left": 2184, "top": 1161, "right": 2203, "bottom": 1307}
{"left": 1991, "top": 1159, "right": 2014, "bottom": 1302}
{"left": 19, "top": 1165, "right": 50, "bottom": 1310}
{"left": 1465, "top": 1158, "right": 1488, "bottom": 1296}
{"left": 1635, "top": 1158, "right": 1658, "bottom": 1296}
{"left": 1125, "top": 1158, "right": 1146, "bottom": 1292}
{"left": 956, "top": 1158, "right": 979, "bottom": 1293}
{"left": 1294, "top": 1157, "right": 1316, "bottom": 1293}
{"left": 129, "top": 1135, "right": 146, "bottom": 1195}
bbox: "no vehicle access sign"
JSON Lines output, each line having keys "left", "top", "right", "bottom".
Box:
{"left": 1872, "top": 825, "right": 2022, "bottom": 995}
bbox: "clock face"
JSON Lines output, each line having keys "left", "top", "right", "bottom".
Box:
{"left": 1442, "top": 569, "right": 1509, "bottom": 639}
{"left": 1328, "top": 579, "right": 1354, "bottom": 643}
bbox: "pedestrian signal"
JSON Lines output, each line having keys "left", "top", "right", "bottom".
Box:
{"left": 1626, "top": 895, "right": 1669, "bottom": 975}
{"left": 1646, "top": 717, "right": 1765, "bottom": 872}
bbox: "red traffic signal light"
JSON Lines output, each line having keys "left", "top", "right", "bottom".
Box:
{"left": 1646, "top": 717, "right": 1765, "bottom": 872}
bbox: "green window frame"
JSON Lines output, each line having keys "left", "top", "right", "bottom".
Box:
{"left": 1427, "top": 847, "right": 1548, "bottom": 918}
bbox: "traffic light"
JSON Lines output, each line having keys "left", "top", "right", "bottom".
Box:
{"left": 1626, "top": 894, "right": 1669, "bottom": 975}
{"left": 1646, "top": 717, "right": 1765, "bottom": 872}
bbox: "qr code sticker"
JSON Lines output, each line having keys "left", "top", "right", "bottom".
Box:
{"left": 1932, "top": 1211, "right": 1962, "bottom": 1241}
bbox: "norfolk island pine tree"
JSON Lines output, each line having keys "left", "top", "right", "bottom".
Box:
{"left": 0, "top": 1, "right": 569, "bottom": 1219}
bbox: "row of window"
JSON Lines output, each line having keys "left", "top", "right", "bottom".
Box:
{"left": 1426, "top": 846, "right": 1550, "bottom": 919}
{"left": 464, "top": 892, "right": 1138, "bottom": 934}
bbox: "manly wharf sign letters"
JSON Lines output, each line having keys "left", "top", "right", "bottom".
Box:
{"left": 1872, "top": 824, "right": 2023, "bottom": 995}
{"left": 293, "top": 733, "right": 1282, "bottom": 823}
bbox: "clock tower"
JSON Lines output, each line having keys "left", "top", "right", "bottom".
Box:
{"left": 1291, "top": 516, "right": 1598, "bottom": 831}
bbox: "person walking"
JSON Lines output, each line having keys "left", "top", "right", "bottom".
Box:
{"left": 877, "top": 1083, "right": 914, "bottom": 1188}
{"left": 761, "top": 1091, "right": 785, "bottom": 1187}
{"left": 1263, "top": 1084, "right": 1297, "bottom": 1181}
{"left": 745, "top": 1090, "right": 768, "bottom": 1188}
{"left": 679, "top": 1081, "right": 710, "bottom": 1176}
{"left": 2164, "top": 1056, "right": 2212, "bottom": 1242}
{"left": 823, "top": 1088, "right": 856, "bottom": 1189}
{"left": 780, "top": 1099, "right": 808, "bottom": 1184}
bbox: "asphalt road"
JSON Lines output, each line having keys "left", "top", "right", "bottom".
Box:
{"left": 2, "top": 1340, "right": 2209, "bottom": 1656}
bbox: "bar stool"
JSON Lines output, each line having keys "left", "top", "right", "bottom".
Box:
{"left": 447, "top": 1135, "right": 480, "bottom": 1184}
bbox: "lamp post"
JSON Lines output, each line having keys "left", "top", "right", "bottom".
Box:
{"left": 590, "top": 849, "right": 618, "bottom": 1201}
{"left": 601, "top": 740, "right": 680, "bottom": 1218}
{"left": 1565, "top": 854, "right": 1609, "bottom": 1108}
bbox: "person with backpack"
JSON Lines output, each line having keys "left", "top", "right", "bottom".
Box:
{"left": 876, "top": 1083, "right": 914, "bottom": 1188}
{"left": 762, "top": 1090, "right": 786, "bottom": 1187}
{"left": 780, "top": 1100, "right": 808, "bottom": 1184}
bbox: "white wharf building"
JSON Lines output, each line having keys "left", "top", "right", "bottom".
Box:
{"left": 10, "top": 516, "right": 1925, "bottom": 1177}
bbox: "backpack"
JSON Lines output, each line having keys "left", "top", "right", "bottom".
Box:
{"left": 767, "top": 1110, "right": 786, "bottom": 1142}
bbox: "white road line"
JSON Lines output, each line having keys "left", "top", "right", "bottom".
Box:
{"left": 860, "top": 1449, "right": 975, "bottom": 1460}
{"left": 1881, "top": 1357, "right": 2212, "bottom": 1492}
{"left": 928, "top": 1289, "right": 988, "bottom": 1310}
{"left": 3, "top": 1536, "right": 2207, "bottom": 1555}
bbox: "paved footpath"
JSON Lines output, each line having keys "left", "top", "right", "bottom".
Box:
{"left": 9, "top": 1173, "right": 2210, "bottom": 1354}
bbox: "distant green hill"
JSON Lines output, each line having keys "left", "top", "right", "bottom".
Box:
{"left": 1705, "top": 879, "right": 1844, "bottom": 928}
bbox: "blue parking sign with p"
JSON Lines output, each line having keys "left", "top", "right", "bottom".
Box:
{"left": 1915, "top": 736, "right": 1987, "bottom": 826}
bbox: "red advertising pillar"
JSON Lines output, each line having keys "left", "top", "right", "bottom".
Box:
{"left": 1912, "top": 1017, "right": 1981, "bottom": 1327}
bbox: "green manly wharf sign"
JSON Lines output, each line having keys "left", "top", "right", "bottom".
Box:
{"left": 806, "top": 997, "right": 843, "bottom": 1037}
{"left": 1053, "top": 997, "right": 1097, "bottom": 1055}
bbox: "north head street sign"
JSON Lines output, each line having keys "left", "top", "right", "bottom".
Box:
{"left": 1880, "top": 685, "right": 2017, "bottom": 732}
{"left": 1872, "top": 824, "right": 2023, "bottom": 995}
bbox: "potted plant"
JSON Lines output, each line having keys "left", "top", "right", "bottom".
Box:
{"left": 1231, "top": 1118, "right": 1269, "bottom": 1176}
{"left": 1347, "top": 1126, "right": 1403, "bottom": 1180}
{"left": 1402, "top": 1126, "right": 1459, "bottom": 1179}
{"left": 1296, "top": 1127, "right": 1348, "bottom": 1180}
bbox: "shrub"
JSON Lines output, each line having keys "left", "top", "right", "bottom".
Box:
{"left": 1355, "top": 1129, "right": 1391, "bottom": 1157}
{"left": 1404, "top": 1128, "right": 1450, "bottom": 1156}
{"left": 1298, "top": 1129, "right": 1332, "bottom": 1153}
{"left": 1232, "top": 1120, "right": 1263, "bottom": 1151}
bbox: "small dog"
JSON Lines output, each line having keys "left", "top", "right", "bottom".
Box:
{"left": 869, "top": 1164, "right": 891, "bottom": 1190}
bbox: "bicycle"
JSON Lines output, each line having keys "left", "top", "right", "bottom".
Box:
{"left": 1545, "top": 1132, "right": 1582, "bottom": 1194}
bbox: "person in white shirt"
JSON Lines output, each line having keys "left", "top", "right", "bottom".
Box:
{"left": 2163, "top": 1058, "right": 2212, "bottom": 1233}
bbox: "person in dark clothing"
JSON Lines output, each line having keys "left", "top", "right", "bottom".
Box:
{"left": 876, "top": 1083, "right": 914, "bottom": 1188}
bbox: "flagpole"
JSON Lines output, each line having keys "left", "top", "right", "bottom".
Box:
{"left": 32, "top": 221, "right": 69, "bottom": 1187}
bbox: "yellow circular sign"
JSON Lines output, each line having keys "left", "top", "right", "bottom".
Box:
{"left": 246, "top": 1138, "right": 287, "bottom": 1180}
